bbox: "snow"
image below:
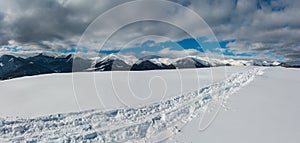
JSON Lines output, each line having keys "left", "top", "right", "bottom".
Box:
{"left": 172, "top": 56, "right": 254, "bottom": 66}
{"left": 96, "top": 54, "right": 138, "bottom": 65}
{"left": 8, "top": 58, "right": 14, "bottom": 63}
{"left": 0, "top": 66, "right": 244, "bottom": 117}
{"left": 88, "top": 54, "right": 278, "bottom": 68}
{"left": 167, "top": 67, "right": 300, "bottom": 143}
{"left": 272, "top": 61, "right": 281, "bottom": 66}
{"left": 149, "top": 58, "right": 173, "bottom": 65}
{"left": 0, "top": 62, "right": 3, "bottom": 67}
{"left": 0, "top": 67, "right": 263, "bottom": 142}
{"left": 0, "top": 67, "right": 299, "bottom": 142}
{"left": 225, "top": 59, "right": 252, "bottom": 66}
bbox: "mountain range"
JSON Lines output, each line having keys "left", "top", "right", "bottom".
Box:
{"left": 0, "top": 53, "right": 286, "bottom": 80}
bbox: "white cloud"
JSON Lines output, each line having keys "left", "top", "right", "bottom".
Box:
{"left": 141, "top": 47, "right": 203, "bottom": 59}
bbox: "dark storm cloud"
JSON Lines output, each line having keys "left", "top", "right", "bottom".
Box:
{"left": 0, "top": 0, "right": 128, "bottom": 48}
{"left": 0, "top": 12, "right": 4, "bottom": 24}
{"left": 0, "top": 11, "right": 10, "bottom": 45}
{"left": 0, "top": 0, "right": 91, "bottom": 45}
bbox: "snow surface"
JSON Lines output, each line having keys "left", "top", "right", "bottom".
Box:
{"left": 166, "top": 67, "right": 300, "bottom": 143}
{"left": 0, "top": 67, "right": 299, "bottom": 142}
{"left": 0, "top": 66, "right": 240, "bottom": 117}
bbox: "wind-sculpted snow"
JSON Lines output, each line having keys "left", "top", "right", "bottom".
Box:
{"left": 0, "top": 67, "right": 265, "bottom": 142}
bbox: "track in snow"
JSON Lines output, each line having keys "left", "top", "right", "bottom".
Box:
{"left": 0, "top": 67, "right": 265, "bottom": 142}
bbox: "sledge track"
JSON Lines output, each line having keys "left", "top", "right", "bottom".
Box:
{"left": 0, "top": 67, "right": 265, "bottom": 142}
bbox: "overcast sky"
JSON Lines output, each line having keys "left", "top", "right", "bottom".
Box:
{"left": 0, "top": 0, "right": 299, "bottom": 63}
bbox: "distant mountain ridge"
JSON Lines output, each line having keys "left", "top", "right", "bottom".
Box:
{"left": 0, "top": 53, "right": 284, "bottom": 80}
{"left": 0, "top": 54, "right": 91, "bottom": 80}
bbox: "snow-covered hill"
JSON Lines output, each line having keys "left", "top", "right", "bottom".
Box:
{"left": 0, "top": 67, "right": 263, "bottom": 142}
{"left": 1, "top": 67, "right": 299, "bottom": 142}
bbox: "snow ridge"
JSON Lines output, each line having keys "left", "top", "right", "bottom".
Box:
{"left": 0, "top": 67, "right": 265, "bottom": 142}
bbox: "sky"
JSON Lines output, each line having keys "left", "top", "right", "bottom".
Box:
{"left": 0, "top": 0, "right": 299, "bottom": 64}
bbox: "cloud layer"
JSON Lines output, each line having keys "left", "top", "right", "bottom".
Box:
{"left": 0, "top": 0, "right": 299, "bottom": 63}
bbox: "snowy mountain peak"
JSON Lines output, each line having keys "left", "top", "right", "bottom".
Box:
{"left": 149, "top": 58, "right": 173, "bottom": 66}
{"left": 96, "top": 54, "right": 138, "bottom": 65}
{"left": 101, "top": 54, "right": 121, "bottom": 61}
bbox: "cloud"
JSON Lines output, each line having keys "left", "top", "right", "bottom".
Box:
{"left": 77, "top": 0, "right": 216, "bottom": 52}
{"left": 0, "top": 0, "right": 216, "bottom": 50}
{"left": 184, "top": 0, "right": 300, "bottom": 62}
{"left": 141, "top": 47, "right": 203, "bottom": 59}
{"left": 0, "top": 0, "right": 299, "bottom": 63}
{"left": 0, "top": 0, "right": 129, "bottom": 47}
